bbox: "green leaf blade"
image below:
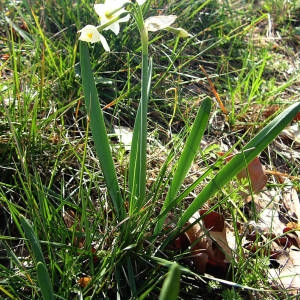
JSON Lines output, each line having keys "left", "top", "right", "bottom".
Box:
{"left": 37, "top": 262, "right": 55, "bottom": 300}
{"left": 155, "top": 97, "right": 211, "bottom": 234}
{"left": 79, "top": 42, "right": 125, "bottom": 221}
{"left": 20, "top": 215, "right": 45, "bottom": 265}
{"left": 159, "top": 263, "right": 181, "bottom": 300}
{"left": 128, "top": 54, "right": 152, "bottom": 214}
{"left": 177, "top": 102, "right": 300, "bottom": 228}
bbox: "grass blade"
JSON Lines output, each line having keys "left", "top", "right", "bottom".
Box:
{"left": 37, "top": 262, "right": 55, "bottom": 300}
{"left": 155, "top": 97, "right": 211, "bottom": 234}
{"left": 20, "top": 216, "right": 54, "bottom": 298}
{"left": 177, "top": 101, "right": 300, "bottom": 228}
{"left": 20, "top": 215, "right": 45, "bottom": 265}
{"left": 0, "top": 286, "right": 15, "bottom": 299}
{"left": 159, "top": 263, "right": 181, "bottom": 300}
{"left": 79, "top": 42, "right": 125, "bottom": 221}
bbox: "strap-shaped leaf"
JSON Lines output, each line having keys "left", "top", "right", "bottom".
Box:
{"left": 128, "top": 35, "right": 152, "bottom": 214}
{"left": 155, "top": 97, "right": 211, "bottom": 234}
{"left": 159, "top": 263, "right": 181, "bottom": 300}
{"left": 20, "top": 216, "right": 55, "bottom": 299}
{"left": 177, "top": 101, "right": 300, "bottom": 228}
{"left": 37, "top": 262, "right": 55, "bottom": 300}
{"left": 80, "top": 42, "right": 125, "bottom": 220}
{"left": 20, "top": 215, "right": 45, "bottom": 265}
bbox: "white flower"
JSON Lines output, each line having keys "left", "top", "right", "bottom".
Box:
{"left": 166, "top": 27, "right": 192, "bottom": 38}
{"left": 78, "top": 25, "right": 110, "bottom": 51}
{"left": 144, "top": 15, "right": 177, "bottom": 32}
{"left": 135, "top": 0, "right": 146, "bottom": 5}
{"left": 94, "top": 1, "right": 130, "bottom": 35}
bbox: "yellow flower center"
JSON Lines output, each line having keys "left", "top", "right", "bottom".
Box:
{"left": 87, "top": 32, "right": 93, "bottom": 39}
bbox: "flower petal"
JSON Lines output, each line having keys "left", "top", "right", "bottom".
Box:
{"left": 94, "top": 1, "right": 130, "bottom": 35}
{"left": 78, "top": 25, "right": 110, "bottom": 51}
{"left": 78, "top": 25, "right": 102, "bottom": 43}
{"left": 136, "top": 0, "right": 146, "bottom": 5}
{"left": 144, "top": 15, "right": 177, "bottom": 32}
{"left": 99, "top": 34, "right": 110, "bottom": 51}
{"left": 104, "top": 22, "right": 120, "bottom": 35}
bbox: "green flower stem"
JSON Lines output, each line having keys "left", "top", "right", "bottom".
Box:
{"left": 128, "top": 6, "right": 152, "bottom": 214}
{"left": 97, "top": 12, "right": 129, "bottom": 31}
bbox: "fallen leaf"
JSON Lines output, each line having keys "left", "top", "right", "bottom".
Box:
{"left": 282, "top": 184, "right": 300, "bottom": 224}
{"left": 244, "top": 190, "right": 284, "bottom": 236}
{"left": 78, "top": 276, "right": 92, "bottom": 288}
{"left": 181, "top": 210, "right": 232, "bottom": 276}
{"left": 285, "top": 222, "right": 300, "bottom": 231}
{"left": 218, "top": 153, "right": 267, "bottom": 194}
{"left": 236, "top": 157, "right": 268, "bottom": 194}
{"left": 268, "top": 247, "right": 300, "bottom": 295}
{"left": 281, "top": 123, "right": 300, "bottom": 144}
{"left": 62, "top": 207, "right": 85, "bottom": 248}
{"left": 293, "top": 111, "right": 300, "bottom": 122}
{"left": 262, "top": 105, "right": 280, "bottom": 119}
{"left": 273, "top": 139, "right": 300, "bottom": 162}
{"left": 200, "top": 210, "right": 232, "bottom": 260}
{"left": 1, "top": 54, "right": 10, "bottom": 61}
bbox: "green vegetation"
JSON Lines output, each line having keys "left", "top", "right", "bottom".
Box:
{"left": 1, "top": 0, "right": 299, "bottom": 299}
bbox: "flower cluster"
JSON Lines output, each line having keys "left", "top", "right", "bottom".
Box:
{"left": 78, "top": 0, "right": 191, "bottom": 51}
{"left": 78, "top": 0, "right": 146, "bottom": 50}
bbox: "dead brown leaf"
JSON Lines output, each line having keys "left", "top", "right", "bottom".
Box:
{"left": 78, "top": 276, "right": 92, "bottom": 288}
{"left": 282, "top": 184, "right": 300, "bottom": 224}
{"left": 62, "top": 207, "right": 85, "bottom": 248}
{"left": 241, "top": 182, "right": 300, "bottom": 294}
{"left": 268, "top": 246, "right": 300, "bottom": 295}
{"left": 219, "top": 153, "right": 268, "bottom": 194}
{"left": 281, "top": 124, "right": 300, "bottom": 144}
{"left": 262, "top": 105, "right": 280, "bottom": 119}
{"left": 179, "top": 210, "right": 232, "bottom": 276}
{"left": 237, "top": 157, "right": 268, "bottom": 194}
{"left": 293, "top": 112, "right": 300, "bottom": 122}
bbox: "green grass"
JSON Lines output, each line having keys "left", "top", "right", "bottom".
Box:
{"left": 1, "top": 0, "right": 299, "bottom": 299}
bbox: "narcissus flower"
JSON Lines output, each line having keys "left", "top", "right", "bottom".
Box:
{"left": 135, "top": 0, "right": 147, "bottom": 5}
{"left": 94, "top": 0, "right": 130, "bottom": 35}
{"left": 78, "top": 25, "right": 110, "bottom": 51}
{"left": 144, "top": 15, "right": 177, "bottom": 32}
{"left": 144, "top": 15, "right": 191, "bottom": 38}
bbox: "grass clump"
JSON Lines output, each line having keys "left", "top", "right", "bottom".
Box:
{"left": 0, "top": 0, "right": 299, "bottom": 299}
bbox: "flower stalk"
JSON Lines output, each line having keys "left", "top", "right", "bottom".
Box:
{"left": 128, "top": 4, "right": 152, "bottom": 214}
